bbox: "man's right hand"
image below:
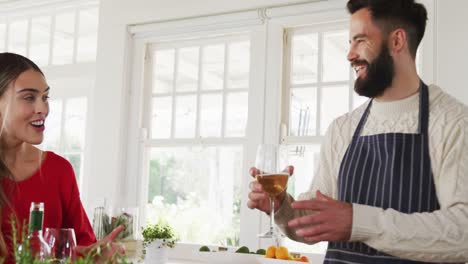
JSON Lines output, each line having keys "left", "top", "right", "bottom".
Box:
{"left": 247, "top": 166, "right": 294, "bottom": 214}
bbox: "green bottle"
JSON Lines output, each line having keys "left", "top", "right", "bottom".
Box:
{"left": 26, "top": 202, "right": 51, "bottom": 260}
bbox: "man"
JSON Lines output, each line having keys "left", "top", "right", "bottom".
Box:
{"left": 248, "top": 0, "right": 468, "bottom": 263}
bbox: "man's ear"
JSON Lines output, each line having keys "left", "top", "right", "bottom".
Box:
{"left": 389, "top": 28, "right": 407, "bottom": 55}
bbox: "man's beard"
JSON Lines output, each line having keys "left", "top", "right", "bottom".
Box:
{"left": 353, "top": 43, "right": 395, "bottom": 98}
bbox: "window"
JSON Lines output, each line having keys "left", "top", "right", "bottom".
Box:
{"left": 280, "top": 25, "right": 367, "bottom": 254}
{"left": 144, "top": 35, "right": 250, "bottom": 245}
{"left": 0, "top": 4, "right": 99, "bottom": 65}
{"left": 0, "top": 0, "right": 99, "bottom": 191}
{"left": 42, "top": 97, "right": 88, "bottom": 187}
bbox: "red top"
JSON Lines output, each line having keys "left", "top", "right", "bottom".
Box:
{"left": 1, "top": 151, "right": 96, "bottom": 262}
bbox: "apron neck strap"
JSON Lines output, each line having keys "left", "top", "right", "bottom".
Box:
{"left": 352, "top": 80, "right": 430, "bottom": 139}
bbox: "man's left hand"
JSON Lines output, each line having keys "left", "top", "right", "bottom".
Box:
{"left": 288, "top": 190, "right": 353, "bottom": 243}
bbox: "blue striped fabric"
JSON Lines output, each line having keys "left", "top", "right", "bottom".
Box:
{"left": 325, "top": 82, "right": 448, "bottom": 264}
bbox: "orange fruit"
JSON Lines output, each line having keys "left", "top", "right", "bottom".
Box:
{"left": 299, "top": 256, "right": 309, "bottom": 262}
{"left": 276, "top": 246, "right": 289, "bottom": 260}
{"left": 265, "top": 246, "right": 276, "bottom": 258}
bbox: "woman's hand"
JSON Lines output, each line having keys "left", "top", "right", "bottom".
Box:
{"left": 77, "top": 225, "right": 126, "bottom": 263}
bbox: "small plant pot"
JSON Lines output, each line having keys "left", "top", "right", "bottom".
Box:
{"left": 145, "top": 240, "right": 169, "bottom": 264}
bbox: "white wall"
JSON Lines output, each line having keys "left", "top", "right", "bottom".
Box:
{"left": 84, "top": 0, "right": 468, "bottom": 208}
{"left": 435, "top": 0, "right": 468, "bottom": 103}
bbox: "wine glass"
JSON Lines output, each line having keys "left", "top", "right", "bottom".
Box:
{"left": 44, "top": 228, "right": 77, "bottom": 263}
{"left": 255, "top": 144, "right": 290, "bottom": 239}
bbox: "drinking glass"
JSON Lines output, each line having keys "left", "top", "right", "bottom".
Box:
{"left": 255, "top": 144, "right": 290, "bottom": 239}
{"left": 44, "top": 228, "right": 77, "bottom": 263}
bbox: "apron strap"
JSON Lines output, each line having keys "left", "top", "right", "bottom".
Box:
{"left": 352, "top": 99, "right": 373, "bottom": 139}
{"left": 352, "top": 80, "right": 430, "bottom": 139}
{"left": 419, "top": 81, "right": 430, "bottom": 136}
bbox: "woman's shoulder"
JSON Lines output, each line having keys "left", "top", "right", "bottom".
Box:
{"left": 42, "top": 151, "right": 74, "bottom": 173}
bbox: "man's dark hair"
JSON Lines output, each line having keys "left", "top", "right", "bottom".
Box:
{"left": 347, "top": 0, "right": 428, "bottom": 58}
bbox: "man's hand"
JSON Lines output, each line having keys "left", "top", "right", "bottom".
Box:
{"left": 247, "top": 166, "right": 294, "bottom": 214}
{"left": 288, "top": 191, "right": 353, "bottom": 243}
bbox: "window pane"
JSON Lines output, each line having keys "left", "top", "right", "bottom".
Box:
{"left": 291, "top": 33, "right": 318, "bottom": 84}
{"left": 225, "top": 92, "right": 248, "bottom": 137}
{"left": 283, "top": 145, "right": 328, "bottom": 253}
{"left": 146, "top": 146, "right": 242, "bottom": 246}
{"left": 285, "top": 145, "right": 320, "bottom": 199}
{"left": 52, "top": 12, "right": 75, "bottom": 65}
{"left": 64, "top": 153, "right": 82, "bottom": 182}
{"left": 43, "top": 99, "right": 63, "bottom": 151}
{"left": 321, "top": 85, "right": 349, "bottom": 135}
{"left": 228, "top": 41, "right": 250, "bottom": 89}
{"left": 201, "top": 44, "right": 224, "bottom": 91}
{"left": 176, "top": 47, "right": 199, "bottom": 92}
{"left": 200, "top": 93, "right": 222, "bottom": 137}
{"left": 174, "top": 95, "right": 197, "bottom": 138}
{"left": 322, "top": 30, "right": 349, "bottom": 82}
{"left": 77, "top": 8, "right": 99, "bottom": 62}
{"left": 353, "top": 91, "right": 368, "bottom": 110}
{"left": 153, "top": 49, "right": 175, "bottom": 94}
{"left": 30, "top": 16, "right": 51, "bottom": 66}
{"left": 8, "top": 19, "right": 28, "bottom": 56}
{"left": 151, "top": 96, "right": 172, "bottom": 139}
{"left": 64, "top": 97, "right": 87, "bottom": 151}
{"left": 0, "top": 23, "right": 6, "bottom": 52}
{"left": 290, "top": 87, "right": 317, "bottom": 136}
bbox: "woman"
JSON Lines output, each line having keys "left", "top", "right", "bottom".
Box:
{"left": 0, "top": 52, "right": 122, "bottom": 263}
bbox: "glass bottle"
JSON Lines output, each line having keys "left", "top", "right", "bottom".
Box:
{"left": 27, "top": 202, "right": 51, "bottom": 260}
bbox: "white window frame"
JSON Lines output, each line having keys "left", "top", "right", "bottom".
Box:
{"left": 145, "top": 34, "right": 250, "bottom": 143}
{"left": 0, "top": 0, "right": 99, "bottom": 65}
{"left": 123, "top": 0, "right": 436, "bottom": 258}
{"left": 125, "top": 11, "right": 267, "bottom": 252}
{"left": 0, "top": 0, "right": 100, "bottom": 195}
{"left": 281, "top": 23, "right": 354, "bottom": 143}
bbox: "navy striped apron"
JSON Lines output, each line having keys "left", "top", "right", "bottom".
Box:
{"left": 325, "top": 82, "right": 450, "bottom": 264}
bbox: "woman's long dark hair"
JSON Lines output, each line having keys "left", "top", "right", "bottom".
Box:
{"left": 0, "top": 52, "right": 44, "bottom": 257}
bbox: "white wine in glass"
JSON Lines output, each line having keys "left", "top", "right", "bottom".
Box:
{"left": 256, "top": 173, "right": 289, "bottom": 198}
{"left": 255, "top": 144, "right": 290, "bottom": 239}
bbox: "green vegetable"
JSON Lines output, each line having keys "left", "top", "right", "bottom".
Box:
{"left": 256, "top": 249, "right": 266, "bottom": 255}
{"left": 102, "top": 212, "right": 134, "bottom": 240}
{"left": 199, "top": 246, "right": 210, "bottom": 252}
{"left": 235, "top": 246, "right": 250, "bottom": 254}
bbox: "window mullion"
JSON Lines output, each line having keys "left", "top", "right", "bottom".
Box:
{"left": 316, "top": 32, "right": 324, "bottom": 136}
{"left": 221, "top": 42, "right": 229, "bottom": 137}
{"left": 282, "top": 29, "right": 292, "bottom": 141}
{"left": 143, "top": 47, "right": 153, "bottom": 140}
{"left": 59, "top": 99, "right": 68, "bottom": 154}
{"left": 2, "top": 23, "right": 7, "bottom": 52}
{"left": 26, "top": 17, "right": 31, "bottom": 57}
{"left": 195, "top": 46, "right": 203, "bottom": 138}
{"left": 49, "top": 14, "right": 56, "bottom": 65}
{"left": 171, "top": 49, "right": 179, "bottom": 139}
{"left": 73, "top": 9, "right": 80, "bottom": 63}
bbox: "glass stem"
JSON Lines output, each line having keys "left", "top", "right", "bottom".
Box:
{"left": 270, "top": 197, "right": 280, "bottom": 247}
{"left": 270, "top": 197, "right": 275, "bottom": 233}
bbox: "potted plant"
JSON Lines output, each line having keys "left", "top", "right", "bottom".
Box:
{"left": 141, "top": 222, "right": 178, "bottom": 264}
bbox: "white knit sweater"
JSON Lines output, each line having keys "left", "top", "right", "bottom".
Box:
{"left": 275, "top": 84, "right": 468, "bottom": 262}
